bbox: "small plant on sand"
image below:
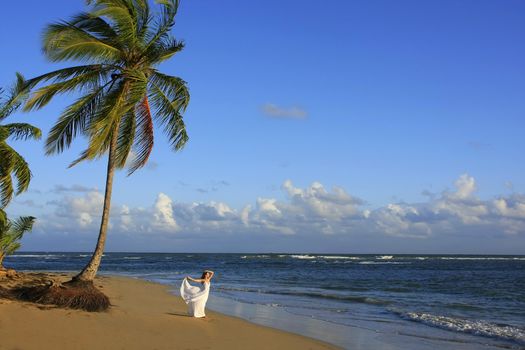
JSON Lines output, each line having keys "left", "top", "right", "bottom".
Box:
{"left": 21, "top": 0, "right": 190, "bottom": 311}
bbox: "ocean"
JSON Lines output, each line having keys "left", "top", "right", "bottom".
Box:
{"left": 5, "top": 253, "right": 525, "bottom": 350}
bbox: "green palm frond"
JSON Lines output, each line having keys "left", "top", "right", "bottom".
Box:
{"left": 134, "top": 0, "right": 151, "bottom": 41}
{"left": 0, "top": 215, "right": 35, "bottom": 258}
{"left": 113, "top": 110, "right": 136, "bottom": 168}
{"left": 3, "top": 123, "right": 43, "bottom": 141}
{"left": 89, "top": 0, "right": 142, "bottom": 47}
{"left": 68, "top": 79, "right": 130, "bottom": 167}
{"left": 24, "top": 65, "right": 116, "bottom": 91}
{"left": 10, "top": 216, "right": 36, "bottom": 240}
{"left": 0, "top": 73, "right": 29, "bottom": 121}
{"left": 0, "top": 209, "right": 6, "bottom": 229}
{"left": 0, "top": 142, "right": 32, "bottom": 207}
{"left": 43, "top": 21, "right": 122, "bottom": 63}
{"left": 144, "top": 0, "right": 179, "bottom": 49}
{"left": 24, "top": 67, "right": 111, "bottom": 111}
{"left": 69, "top": 12, "right": 120, "bottom": 45}
{"left": 4, "top": 242, "right": 21, "bottom": 256}
{"left": 127, "top": 95, "right": 153, "bottom": 174}
{"left": 148, "top": 71, "right": 189, "bottom": 150}
{"left": 144, "top": 36, "right": 184, "bottom": 64}
{"left": 45, "top": 83, "right": 109, "bottom": 155}
{"left": 0, "top": 143, "right": 16, "bottom": 207}
{"left": 0, "top": 127, "right": 8, "bottom": 142}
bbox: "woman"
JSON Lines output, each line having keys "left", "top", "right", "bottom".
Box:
{"left": 180, "top": 270, "right": 214, "bottom": 318}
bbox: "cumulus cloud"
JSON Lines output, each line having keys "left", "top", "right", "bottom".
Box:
{"left": 28, "top": 175, "right": 525, "bottom": 246}
{"left": 53, "top": 191, "right": 104, "bottom": 228}
{"left": 493, "top": 195, "right": 525, "bottom": 219}
{"left": 262, "top": 103, "right": 307, "bottom": 119}
{"left": 371, "top": 203, "right": 432, "bottom": 238}
{"left": 153, "top": 193, "right": 178, "bottom": 230}
{"left": 370, "top": 174, "right": 525, "bottom": 237}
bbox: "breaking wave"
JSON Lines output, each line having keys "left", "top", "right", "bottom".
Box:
{"left": 396, "top": 311, "right": 525, "bottom": 345}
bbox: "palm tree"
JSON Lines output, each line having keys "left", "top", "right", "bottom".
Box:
{"left": 24, "top": 0, "right": 190, "bottom": 282}
{"left": 0, "top": 215, "right": 35, "bottom": 270}
{"left": 0, "top": 76, "right": 40, "bottom": 271}
{"left": 0, "top": 75, "right": 42, "bottom": 208}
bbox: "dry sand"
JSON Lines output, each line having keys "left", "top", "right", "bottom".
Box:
{"left": 0, "top": 273, "right": 339, "bottom": 350}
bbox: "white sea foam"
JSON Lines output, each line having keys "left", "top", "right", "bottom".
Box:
{"left": 290, "top": 255, "right": 316, "bottom": 259}
{"left": 359, "top": 261, "right": 410, "bottom": 265}
{"left": 123, "top": 257, "right": 142, "bottom": 260}
{"left": 240, "top": 255, "right": 270, "bottom": 259}
{"left": 400, "top": 312, "right": 525, "bottom": 344}
{"left": 9, "top": 254, "right": 63, "bottom": 258}
{"left": 318, "top": 256, "right": 360, "bottom": 260}
{"left": 377, "top": 255, "right": 393, "bottom": 260}
{"left": 9, "top": 254, "right": 43, "bottom": 258}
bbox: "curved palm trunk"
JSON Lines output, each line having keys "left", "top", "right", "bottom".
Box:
{"left": 0, "top": 253, "right": 5, "bottom": 270}
{"left": 74, "top": 131, "right": 118, "bottom": 282}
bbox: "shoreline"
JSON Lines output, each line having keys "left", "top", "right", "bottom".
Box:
{"left": 2, "top": 260, "right": 520, "bottom": 350}
{"left": 123, "top": 274, "right": 509, "bottom": 350}
{"left": 0, "top": 273, "right": 339, "bottom": 350}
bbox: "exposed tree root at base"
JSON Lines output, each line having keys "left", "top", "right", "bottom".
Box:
{"left": 0, "top": 273, "right": 110, "bottom": 312}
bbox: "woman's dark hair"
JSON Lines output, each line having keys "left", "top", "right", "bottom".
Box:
{"left": 201, "top": 271, "right": 208, "bottom": 279}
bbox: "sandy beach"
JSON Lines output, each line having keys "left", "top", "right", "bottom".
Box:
{"left": 0, "top": 273, "right": 338, "bottom": 350}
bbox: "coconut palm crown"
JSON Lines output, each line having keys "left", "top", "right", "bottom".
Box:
{"left": 0, "top": 74, "right": 42, "bottom": 209}
{"left": 24, "top": 0, "right": 190, "bottom": 281}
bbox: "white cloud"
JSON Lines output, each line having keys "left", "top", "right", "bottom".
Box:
{"left": 119, "top": 205, "right": 132, "bottom": 230}
{"left": 493, "top": 196, "right": 525, "bottom": 219}
{"left": 153, "top": 193, "right": 178, "bottom": 231}
{"left": 54, "top": 191, "right": 104, "bottom": 228}
{"left": 29, "top": 175, "right": 525, "bottom": 245}
{"left": 282, "top": 180, "right": 363, "bottom": 220}
{"left": 256, "top": 198, "right": 282, "bottom": 216}
{"left": 78, "top": 212, "right": 93, "bottom": 227}
{"left": 433, "top": 174, "right": 489, "bottom": 225}
{"left": 449, "top": 174, "right": 477, "bottom": 199}
{"left": 371, "top": 204, "right": 432, "bottom": 238}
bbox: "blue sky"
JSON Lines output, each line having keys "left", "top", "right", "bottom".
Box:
{"left": 1, "top": 0, "right": 524, "bottom": 253}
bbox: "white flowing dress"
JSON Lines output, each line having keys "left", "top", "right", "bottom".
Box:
{"left": 180, "top": 278, "right": 210, "bottom": 318}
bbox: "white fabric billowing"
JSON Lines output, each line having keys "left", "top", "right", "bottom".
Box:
{"left": 180, "top": 278, "right": 210, "bottom": 318}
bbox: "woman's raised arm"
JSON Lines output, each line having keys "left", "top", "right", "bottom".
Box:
{"left": 187, "top": 276, "right": 206, "bottom": 283}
